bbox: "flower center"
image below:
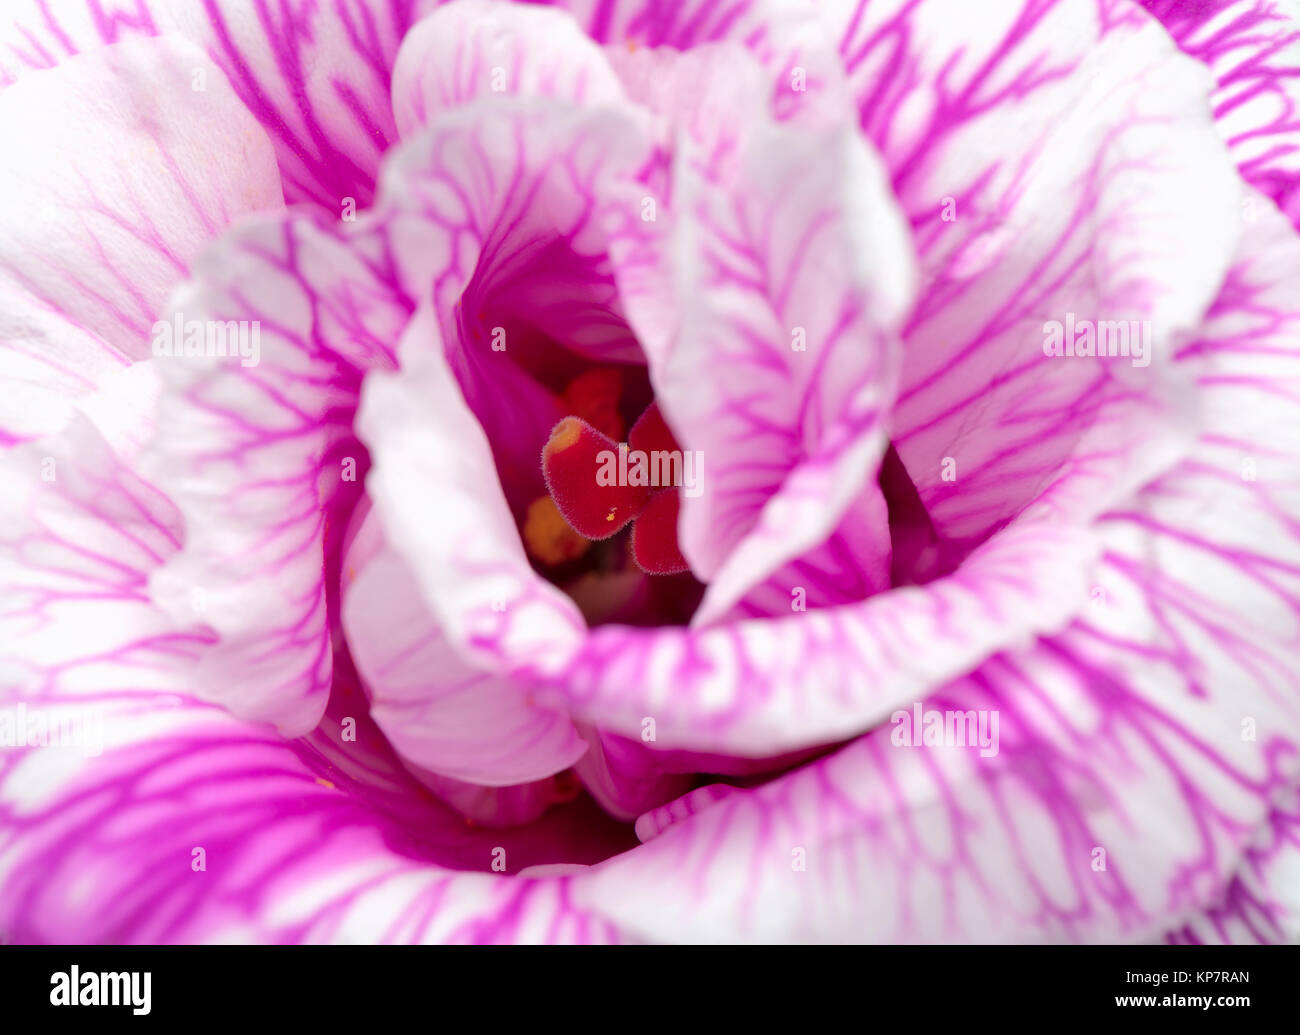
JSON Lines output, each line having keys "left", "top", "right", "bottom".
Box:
{"left": 523, "top": 370, "right": 690, "bottom": 577}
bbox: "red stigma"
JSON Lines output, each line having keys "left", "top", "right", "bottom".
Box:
{"left": 542, "top": 416, "right": 651, "bottom": 539}
{"left": 631, "top": 488, "right": 689, "bottom": 575}
{"left": 528, "top": 377, "right": 692, "bottom": 577}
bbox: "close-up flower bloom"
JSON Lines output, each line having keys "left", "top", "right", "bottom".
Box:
{"left": 1, "top": 0, "right": 1299, "bottom": 947}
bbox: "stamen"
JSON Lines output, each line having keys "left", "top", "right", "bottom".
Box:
{"left": 522, "top": 495, "right": 591, "bottom": 566}
{"left": 542, "top": 416, "right": 651, "bottom": 539}
{"left": 563, "top": 367, "right": 627, "bottom": 441}
{"left": 536, "top": 397, "right": 693, "bottom": 579}
{"left": 628, "top": 400, "right": 680, "bottom": 456}
{"left": 631, "top": 488, "right": 689, "bottom": 575}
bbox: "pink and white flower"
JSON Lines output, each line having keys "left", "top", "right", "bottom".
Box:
{"left": 1, "top": 0, "right": 1299, "bottom": 943}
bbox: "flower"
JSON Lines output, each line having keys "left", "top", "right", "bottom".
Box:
{"left": 1, "top": 0, "right": 1299, "bottom": 944}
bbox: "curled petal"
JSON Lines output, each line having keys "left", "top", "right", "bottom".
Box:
{"left": 392, "top": 0, "right": 627, "bottom": 136}
{"left": 341, "top": 500, "right": 587, "bottom": 789}
{"left": 357, "top": 305, "right": 587, "bottom": 681}
{"left": 830, "top": 0, "right": 1243, "bottom": 551}
{"left": 608, "top": 44, "right": 915, "bottom": 613}
{"left": 144, "top": 215, "right": 408, "bottom": 735}
{"left": 0, "top": 419, "right": 634, "bottom": 943}
{"left": 1141, "top": 0, "right": 1300, "bottom": 229}
{"left": 533, "top": 519, "right": 1100, "bottom": 756}
{"left": 561, "top": 202, "right": 1300, "bottom": 943}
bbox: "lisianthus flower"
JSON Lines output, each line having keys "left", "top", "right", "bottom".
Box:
{"left": 1, "top": 0, "right": 1299, "bottom": 944}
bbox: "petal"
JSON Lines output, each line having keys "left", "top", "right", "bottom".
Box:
{"left": 0, "top": 687, "right": 633, "bottom": 942}
{"left": 1164, "top": 805, "right": 1300, "bottom": 943}
{"left": 598, "top": 2, "right": 851, "bottom": 128}
{"left": 390, "top": 22, "right": 653, "bottom": 370}
{"left": 713, "top": 489, "right": 893, "bottom": 621}
{"left": 373, "top": 97, "right": 657, "bottom": 501}
{"left": 606, "top": 43, "right": 915, "bottom": 617}
{"left": 1140, "top": 0, "right": 1300, "bottom": 229}
{"left": 0, "top": 416, "right": 195, "bottom": 702}
{"left": 350, "top": 97, "right": 664, "bottom": 673}
{"left": 0, "top": 0, "right": 158, "bottom": 84}
{"left": 533, "top": 518, "right": 1099, "bottom": 757}
{"left": 142, "top": 213, "right": 409, "bottom": 736}
{"left": 143, "top": 97, "right": 651, "bottom": 739}
{"left": 521, "top": 0, "right": 782, "bottom": 46}
{"left": 391, "top": 0, "right": 628, "bottom": 137}
{"left": 828, "top": 0, "right": 1244, "bottom": 552}
{"left": 340, "top": 499, "right": 587, "bottom": 789}
{"left": 563, "top": 202, "right": 1300, "bottom": 943}
{"left": 1, "top": 0, "right": 419, "bottom": 208}
{"left": 0, "top": 421, "right": 634, "bottom": 943}
{"left": 540, "top": 0, "right": 841, "bottom": 79}
{"left": 572, "top": 726, "right": 693, "bottom": 821}
{"left": 0, "top": 35, "right": 282, "bottom": 445}
{"left": 357, "top": 305, "right": 587, "bottom": 680}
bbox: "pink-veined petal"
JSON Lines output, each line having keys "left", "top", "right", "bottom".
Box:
{"left": 341, "top": 498, "right": 587, "bottom": 790}
{"left": 142, "top": 97, "right": 651, "bottom": 755}
{"left": 382, "top": 95, "right": 655, "bottom": 392}
{"left": 604, "top": 42, "right": 915, "bottom": 617}
{"left": 518, "top": 0, "right": 827, "bottom": 61}
{"left": 357, "top": 306, "right": 588, "bottom": 685}
{"left": 392, "top": 0, "right": 628, "bottom": 137}
{"left": 1164, "top": 806, "right": 1300, "bottom": 943}
{"left": 0, "top": 0, "right": 420, "bottom": 208}
{"left": 142, "top": 213, "right": 408, "bottom": 736}
{"left": 561, "top": 200, "right": 1300, "bottom": 943}
{"left": 372, "top": 97, "right": 659, "bottom": 500}
{"left": 571, "top": 725, "right": 693, "bottom": 822}
{"left": 355, "top": 103, "right": 683, "bottom": 807}
{"left": 1140, "top": 0, "right": 1300, "bottom": 229}
{"left": 712, "top": 490, "right": 894, "bottom": 622}
{"left": 828, "top": 0, "right": 1243, "bottom": 554}
{"left": 0, "top": 420, "right": 634, "bottom": 943}
{"left": 0, "top": 35, "right": 281, "bottom": 446}
{"left": 529, "top": 518, "right": 1098, "bottom": 757}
